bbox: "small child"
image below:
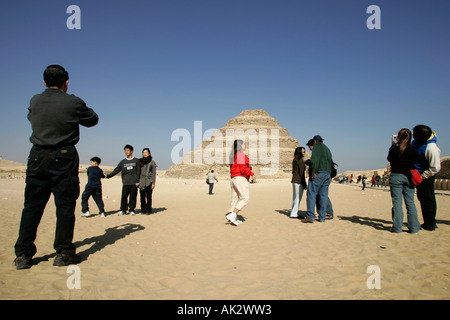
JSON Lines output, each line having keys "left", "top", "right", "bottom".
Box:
{"left": 81, "top": 156, "right": 106, "bottom": 217}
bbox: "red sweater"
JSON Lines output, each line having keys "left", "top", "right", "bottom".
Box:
{"left": 230, "top": 152, "right": 254, "bottom": 180}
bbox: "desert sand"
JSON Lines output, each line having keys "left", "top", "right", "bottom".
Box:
{"left": 0, "top": 171, "right": 449, "bottom": 300}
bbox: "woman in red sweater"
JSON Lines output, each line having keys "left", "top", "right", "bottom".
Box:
{"left": 226, "top": 139, "right": 254, "bottom": 226}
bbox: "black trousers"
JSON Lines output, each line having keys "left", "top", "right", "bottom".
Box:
{"left": 81, "top": 186, "right": 104, "bottom": 213}
{"left": 140, "top": 184, "right": 153, "bottom": 212}
{"left": 416, "top": 176, "right": 437, "bottom": 230}
{"left": 121, "top": 185, "right": 137, "bottom": 212}
{"left": 15, "top": 145, "right": 80, "bottom": 258}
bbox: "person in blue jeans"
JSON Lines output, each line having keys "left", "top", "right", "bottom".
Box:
{"left": 302, "top": 135, "right": 333, "bottom": 223}
{"left": 290, "top": 147, "right": 307, "bottom": 218}
{"left": 387, "top": 128, "right": 420, "bottom": 233}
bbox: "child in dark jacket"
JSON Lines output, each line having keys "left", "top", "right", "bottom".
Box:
{"left": 81, "top": 156, "right": 105, "bottom": 217}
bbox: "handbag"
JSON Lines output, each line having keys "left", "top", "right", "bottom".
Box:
{"left": 410, "top": 169, "right": 422, "bottom": 186}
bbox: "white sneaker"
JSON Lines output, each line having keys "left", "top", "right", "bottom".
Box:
{"left": 118, "top": 211, "right": 125, "bottom": 216}
{"left": 129, "top": 211, "right": 135, "bottom": 216}
{"left": 100, "top": 212, "right": 105, "bottom": 217}
{"left": 226, "top": 212, "right": 242, "bottom": 226}
{"left": 81, "top": 211, "right": 90, "bottom": 217}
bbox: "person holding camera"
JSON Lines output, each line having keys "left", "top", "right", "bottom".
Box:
{"left": 14, "top": 65, "right": 99, "bottom": 269}
{"left": 387, "top": 129, "right": 420, "bottom": 233}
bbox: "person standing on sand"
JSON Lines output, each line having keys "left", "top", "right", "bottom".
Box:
{"left": 139, "top": 148, "right": 157, "bottom": 215}
{"left": 81, "top": 156, "right": 106, "bottom": 217}
{"left": 387, "top": 128, "right": 420, "bottom": 233}
{"left": 290, "top": 147, "right": 307, "bottom": 218}
{"left": 206, "top": 169, "right": 218, "bottom": 195}
{"left": 362, "top": 175, "right": 367, "bottom": 190}
{"left": 106, "top": 145, "right": 141, "bottom": 216}
{"left": 302, "top": 135, "right": 333, "bottom": 223}
{"left": 412, "top": 125, "right": 441, "bottom": 231}
{"left": 14, "top": 65, "right": 99, "bottom": 270}
{"left": 226, "top": 139, "right": 254, "bottom": 226}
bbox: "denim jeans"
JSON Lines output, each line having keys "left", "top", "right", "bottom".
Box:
{"left": 290, "top": 183, "right": 305, "bottom": 217}
{"left": 389, "top": 173, "right": 420, "bottom": 233}
{"left": 306, "top": 171, "right": 331, "bottom": 221}
{"left": 208, "top": 183, "right": 214, "bottom": 194}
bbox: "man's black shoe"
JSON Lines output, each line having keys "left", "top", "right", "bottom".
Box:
{"left": 53, "top": 253, "right": 82, "bottom": 267}
{"left": 14, "top": 255, "right": 32, "bottom": 270}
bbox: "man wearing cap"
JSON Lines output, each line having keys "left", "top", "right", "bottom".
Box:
{"left": 302, "top": 135, "right": 333, "bottom": 223}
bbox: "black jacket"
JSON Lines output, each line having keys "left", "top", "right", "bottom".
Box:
{"left": 28, "top": 88, "right": 98, "bottom": 148}
{"left": 387, "top": 145, "right": 418, "bottom": 176}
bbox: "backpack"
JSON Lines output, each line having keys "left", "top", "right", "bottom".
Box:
{"left": 331, "top": 162, "right": 338, "bottom": 178}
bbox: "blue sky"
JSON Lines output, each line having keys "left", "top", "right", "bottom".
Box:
{"left": 0, "top": 0, "right": 449, "bottom": 173}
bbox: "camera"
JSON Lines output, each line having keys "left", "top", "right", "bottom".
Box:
{"left": 392, "top": 134, "right": 398, "bottom": 145}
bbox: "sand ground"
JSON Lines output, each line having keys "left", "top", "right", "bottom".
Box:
{"left": 0, "top": 176, "right": 449, "bottom": 300}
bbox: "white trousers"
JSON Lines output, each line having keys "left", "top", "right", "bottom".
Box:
{"left": 229, "top": 176, "right": 250, "bottom": 212}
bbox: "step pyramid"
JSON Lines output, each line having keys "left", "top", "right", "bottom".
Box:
{"left": 165, "top": 109, "right": 307, "bottom": 179}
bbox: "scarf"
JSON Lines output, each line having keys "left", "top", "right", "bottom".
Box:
{"left": 140, "top": 156, "right": 152, "bottom": 167}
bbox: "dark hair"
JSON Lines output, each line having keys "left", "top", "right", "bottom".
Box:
{"left": 397, "top": 128, "right": 412, "bottom": 156}
{"left": 142, "top": 148, "right": 152, "bottom": 161}
{"left": 230, "top": 139, "right": 244, "bottom": 164}
{"left": 90, "top": 156, "right": 101, "bottom": 165}
{"left": 43, "top": 65, "right": 69, "bottom": 88}
{"left": 413, "top": 124, "right": 432, "bottom": 142}
{"left": 124, "top": 144, "right": 134, "bottom": 151}
{"left": 294, "top": 147, "right": 305, "bottom": 159}
{"left": 306, "top": 139, "right": 315, "bottom": 147}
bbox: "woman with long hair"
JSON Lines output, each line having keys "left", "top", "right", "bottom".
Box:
{"left": 139, "top": 148, "right": 157, "bottom": 215}
{"left": 387, "top": 128, "right": 420, "bottom": 233}
{"left": 226, "top": 139, "right": 254, "bottom": 226}
{"left": 290, "top": 147, "right": 307, "bottom": 218}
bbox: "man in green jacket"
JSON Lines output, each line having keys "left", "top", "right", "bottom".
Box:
{"left": 302, "top": 135, "right": 333, "bottom": 223}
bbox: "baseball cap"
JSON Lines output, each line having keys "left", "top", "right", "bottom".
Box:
{"left": 313, "top": 135, "right": 323, "bottom": 141}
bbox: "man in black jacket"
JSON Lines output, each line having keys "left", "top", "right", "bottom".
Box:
{"left": 14, "top": 65, "right": 99, "bottom": 269}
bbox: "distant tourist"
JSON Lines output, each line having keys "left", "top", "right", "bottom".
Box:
{"left": 362, "top": 175, "right": 367, "bottom": 190}
{"left": 139, "top": 148, "right": 157, "bottom": 215}
{"left": 371, "top": 175, "right": 376, "bottom": 187}
{"left": 206, "top": 169, "right": 218, "bottom": 195}
{"left": 289, "top": 147, "right": 307, "bottom": 218}
{"left": 412, "top": 125, "right": 441, "bottom": 231}
{"left": 81, "top": 156, "right": 106, "bottom": 217}
{"left": 105, "top": 145, "right": 141, "bottom": 216}
{"left": 14, "top": 65, "right": 99, "bottom": 269}
{"left": 226, "top": 139, "right": 254, "bottom": 226}
{"left": 381, "top": 174, "right": 388, "bottom": 188}
{"left": 387, "top": 128, "right": 420, "bottom": 233}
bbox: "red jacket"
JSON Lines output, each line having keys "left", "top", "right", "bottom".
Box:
{"left": 230, "top": 152, "right": 254, "bottom": 180}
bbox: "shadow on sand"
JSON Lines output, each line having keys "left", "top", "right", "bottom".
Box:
{"left": 33, "top": 223, "right": 145, "bottom": 264}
